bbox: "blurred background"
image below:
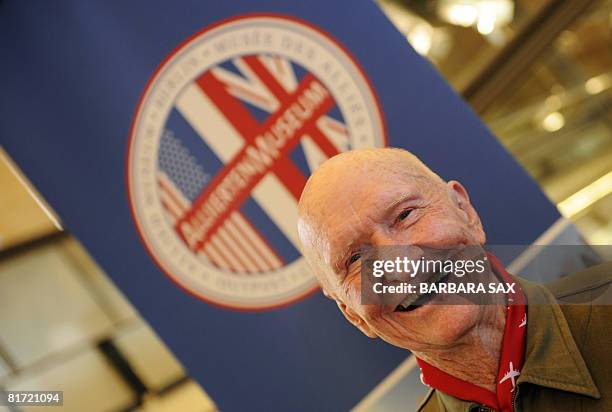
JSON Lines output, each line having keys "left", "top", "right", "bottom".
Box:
{"left": 1, "top": 0, "right": 610, "bottom": 410}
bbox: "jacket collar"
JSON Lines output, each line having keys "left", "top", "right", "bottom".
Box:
{"left": 516, "top": 276, "right": 600, "bottom": 399}
{"left": 418, "top": 275, "right": 600, "bottom": 412}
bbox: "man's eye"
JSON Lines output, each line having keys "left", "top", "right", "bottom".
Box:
{"left": 348, "top": 253, "right": 361, "bottom": 265}
{"left": 397, "top": 209, "right": 413, "bottom": 222}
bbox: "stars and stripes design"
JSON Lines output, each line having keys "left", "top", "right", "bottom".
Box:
{"left": 156, "top": 54, "right": 349, "bottom": 273}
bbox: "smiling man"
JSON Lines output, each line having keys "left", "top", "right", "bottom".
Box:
{"left": 296, "top": 148, "right": 611, "bottom": 412}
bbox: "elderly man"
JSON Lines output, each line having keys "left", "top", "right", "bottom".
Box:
{"left": 297, "top": 148, "right": 611, "bottom": 412}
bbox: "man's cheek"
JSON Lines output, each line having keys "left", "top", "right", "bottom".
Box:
{"left": 417, "top": 215, "right": 467, "bottom": 245}
{"left": 338, "top": 278, "right": 363, "bottom": 313}
{"left": 358, "top": 305, "right": 385, "bottom": 327}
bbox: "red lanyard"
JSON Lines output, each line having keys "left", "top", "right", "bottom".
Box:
{"left": 416, "top": 253, "right": 526, "bottom": 412}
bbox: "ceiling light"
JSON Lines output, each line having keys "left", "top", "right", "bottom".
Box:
{"left": 541, "top": 112, "right": 565, "bottom": 132}
{"left": 438, "top": 0, "right": 514, "bottom": 33}
{"left": 407, "top": 23, "right": 434, "bottom": 55}
{"left": 477, "top": 6, "right": 497, "bottom": 34}
{"left": 544, "top": 95, "right": 562, "bottom": 111}
{"left": 443, "top": 4, "right": 478, "bottom": 27}
{"left": 557, "top": 171, "right": 612, "bottom": 218}
{"left": 585, "top": 74, "right": 610, "bottom": 95}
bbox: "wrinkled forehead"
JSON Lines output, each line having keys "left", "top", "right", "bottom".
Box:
{"left": 307, "top": 152, "right": 435, "bottom": 207}
{"left": 304, "top": 151, "right": 434, "bottom": 205}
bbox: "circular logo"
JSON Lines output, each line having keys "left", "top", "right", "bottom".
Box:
{"left": 127, "top": 14, "right": 386, "bottom": 310}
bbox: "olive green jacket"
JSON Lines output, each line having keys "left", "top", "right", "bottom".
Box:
{"left": 418, "top": 261, "right": 612, "bottom": 412}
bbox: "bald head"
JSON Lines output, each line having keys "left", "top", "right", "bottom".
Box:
{"left": 299, "top": 148, "right": 443, "bottom": 225}
{"left": 297, "top": 147, "right": 484, "bottom": 293}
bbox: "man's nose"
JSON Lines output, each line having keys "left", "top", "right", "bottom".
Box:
{"left": 370, "top": 229, "right": 402, "bottom": 246}
{"left": 369, "top": 230, "right": 424, "bottom": 268}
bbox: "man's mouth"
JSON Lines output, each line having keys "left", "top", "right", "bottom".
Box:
{"left": 394, "top": 271, "right": 450, "bottom": 312}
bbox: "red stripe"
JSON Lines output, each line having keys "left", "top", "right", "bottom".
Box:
{"left": 244, "top": 55, "right": 337, "bottom": 177}
{"left": 243, "top": 55, "right": 289, "bottom": 101}
{"left": 199, "top": 69, "right": 308, "bottom": 197}
{"left": 223, "top": 221, "right": 266, "bottom": 272}
{"left": 199, "top": 250, "right": 215, "bottom": 266}
{"left": 215, "top": 230, "right": 251, "bottom": 273}
{"left": 179, "top": 73, "right": 333, "bottom": 253}
{"left": 159, "top": 179, "right": 259, "bottom": 270}
{"left": 305, "top": 123, "right": 339, "bottom": 159}
{"left": 203, "top": 243, "right": 226, "bottom": 270}
{"left": 224, "top": 57, "right": 310, "bottom": 194}
{"left": 160, "top": 198, "right": 180, "bottom": 220}
{"left": 230, "top": 214, "right": 273, "bottom": 270}
{"left": 237, "top": 212, "right": 285, "bottom": 267}
{"left": 197, "top": 70, "right": 259, "bottom": 140}
{"left": 271, "top": 158, "right": 307, "bottom": 200}
{"left": 158, "top": 177, "right": 187, "bottom": 212}
{"left": 209, "top": 237, "right": 239, "bottom": 272}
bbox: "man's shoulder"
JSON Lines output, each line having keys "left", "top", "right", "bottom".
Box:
{"left": 543, "top": 260, "right": 612, "bottom": 303}
{"left": 541, "top": 261, "right": 612, "bottom": 409}
{"left": 416, "top": 388, "right": 478, "bottom": 412}
{"left": 416, "top": 388, "right": 441, "bottom": 412}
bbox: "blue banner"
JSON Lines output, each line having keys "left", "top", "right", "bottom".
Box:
{"left": 0, "top": 1, "right": 558, "bottom": 410}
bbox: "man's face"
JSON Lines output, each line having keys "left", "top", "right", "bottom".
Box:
{"left": 299, "top": 152, "right": 487, "bottom": 352}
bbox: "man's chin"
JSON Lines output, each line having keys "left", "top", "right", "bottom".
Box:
{"left": 383, "top": 304, "right": 482, "bottom": 350}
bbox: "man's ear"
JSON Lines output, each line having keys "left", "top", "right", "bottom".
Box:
{"left": 447, "top": 180, "right": 486, "bottom": 244}
{"left": 337, "top": 301, "right": 378, "bottom": 338}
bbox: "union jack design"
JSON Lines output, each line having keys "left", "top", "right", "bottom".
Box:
{"left": 157, "top": 54, "right": 349, "bottom": 274}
